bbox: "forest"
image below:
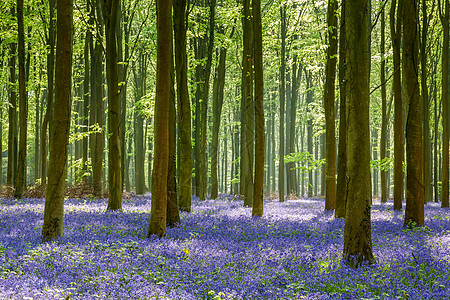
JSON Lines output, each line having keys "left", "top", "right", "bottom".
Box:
{"left": 0, "top": 0, "right": 449, "bottom": 298}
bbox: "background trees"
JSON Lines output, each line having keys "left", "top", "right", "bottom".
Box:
{"left": 0, "top": 0, "right": 448, "bottom": 242}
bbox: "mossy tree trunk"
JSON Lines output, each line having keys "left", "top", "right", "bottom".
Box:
{"left": 148, "top": 0, "right": 171, "bottom": 237}
{"left": 42, "top": 0, "right": 73, "bottom": 242}
{"left": 343, "top": 0, "right": 374, "bottom": 267}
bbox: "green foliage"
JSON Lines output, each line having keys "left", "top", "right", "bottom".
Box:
{"left": 284, "top": 151, "right": 325, "bottom": 173}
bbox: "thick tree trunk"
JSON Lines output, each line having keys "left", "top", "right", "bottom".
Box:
{"left": 391, "top": 0, "right": 404, "bottom": 210}
{"left": 15, "top": 0, "right": 26, "bottom": 197}
{"left": 42, "top": 0, "right": 73, "bottom": 242}
{"left": 148, "top": 0, "right": 171, "bottom": 237}
{"left": 343, "top": 0, "right": 374, "bottom": 267}
{"left": 101, "top": 0, "right": 123, "bottom": 210}
{"left": 173, "top": 0, "right": 192, "bottom": 211}
{"left": 252, "top": 0, "right": 264, "bottom": 217}
{"left": 336, "top": 0, "right": 347, "bottom": 218}
{"left": 324, "top": 0, "right": 338, "bottom": 210}
{"left": 403, "top": 0, "right": 424, "bottom": 226}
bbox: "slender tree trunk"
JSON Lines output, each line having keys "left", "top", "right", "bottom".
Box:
{"left": 440, "top": 0, "right": 449, "bottom": 208}
{"left": 134, "top": 53, "right": 146, "bottom": 195}
{"left": 41, "top": 0, "right": 56, "bottom": 186}
{"left": 344, "top": 0, "right": 374, "bottom": 267}
{"left": 91, "top": 0, "right": 104, "bottom": 197}
{"left": 7, "top": 40, "right": 17, "bottom": 188}
{"left": 288, "top": 56, "right": 299, "bottom": 196}
{"left": 101, "top": 0, "right": 123, "bottom": 210}
{"left": 252, "top": 0, "right": 264, "bottom": 217}
{"left": 167, "top": 46, "right": 180, "bottom": 227}
{"left": 148, "top": 0, "right": 171, "bottom": 237}
{"left": 306, "top": 72, "right": 313, "bottom": 198}
{"left": 403, "top": 0, "right": 424, "bottom": 225}
{"left": 324, "top": 0, "right": 338, "bottom": 210}
{"left": 391, "top": 0, "right": 404, "bottom": 210}
{"left": 211, "top": 44, "right": 226, "bottom": 199}
{"left": 336, "top": 0, "right": 347, "bottom": 218}
{"left": 433, "top": 66, "right": 439, "bottom": 202}
{"left": 278, "top": 4, "right": 286, "bottom": 202}
{"left": 241, "top": 0, "right": 254, "bottom": 206}
{"left": 15, "top": 0, "right": 26, "bottom": 197}
{"left": 173, "top": 0, "right": 192, "bottom": 211}
{"left": 82, "top": 4, "right": 91, "bottom": 183}
{"left": 380, "top": 2, "right": 388, "bottom": 203}
{"left": 42, "top": 0, "right": 73, "bottom": 241}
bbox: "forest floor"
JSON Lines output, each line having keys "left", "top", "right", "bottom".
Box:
{"left": 0, "top": 194, "right": 449, "bottom": 299}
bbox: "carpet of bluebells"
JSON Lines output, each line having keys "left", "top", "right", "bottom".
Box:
{"left": 0, "top": 195, "right": 449, "bottom": 299}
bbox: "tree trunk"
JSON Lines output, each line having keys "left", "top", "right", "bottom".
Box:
{"left": 41, "top": 0, "right": 56, "bottom": 186}
{"left": 7, "top": 40, "right": 17, "bottom": 188}
{"left": 278, "top": 4, "right": 286, "bottom": 202}
{"left": 42, "top": 0, "right": 73, "bottom": 242}
{"left": 252, "top": 0, "right": 264, "bottom": 217}
{"left": 324, "top": 0, "right": 338, "bottom": 210}
{"left": 306, "top": 72, "right": 313, "bottom": 198}
{"left": 240, "top": 0, "right": 254, "bottom": 206}
{"left": 148, "top": 0, "right": 171, "bottom": 237}
{"left": 336, "top": 0, "right": 347, "bottom": 218}
{"left": 420, "top": 0, "right": 431, "bottom": 204}
{"left": 380, "top": 2, "right": 388, "bottom": 203}
{"left": 403, "top": 0, "right": 424, "bottom": 226}
{"left": 133, "top": 52, "right": 146, "bottom": 195}
{"left": 101, "top": 0, "right": 123, "bottom": 210}
{"left": 167, "top": 46, "right": 180, "bottom": 227}
{"left": 15, "top": 0, "right": 26, "bottom": 197}
{"left": 288, "top": 56, "right": 300, "bottom": 196}
{"left": 211, "top": 44, "right": 227, "bottom": 199}
{"left": 173, "top": 0, "right": 192, "bottom": 211}
{"left": 343, "top": 0, "right": 374, "bottom": 267}
{"left": 391, "top": 0, "right": 404, "bottom": 210}
{"left": 91, "top": 0, "right": 104, "bottom": 197}
{"left": 440, "top": 0, "right": 449, "bottom": 208}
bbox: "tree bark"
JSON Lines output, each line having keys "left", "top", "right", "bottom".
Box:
{"left": 167, "top": 49, "right": 180, "bottom": 227}
{"left": 391, "top": 0, "right": 404, "bottom": 210}
{"left": 278, "top": 4, "right": 286, "bottom": 202}
{"left": 173, "top": 0, "right": 192, "bottom": 211}
{"left": 343, "top": 0, "right": 374, "bottom": 267}
{"left": 15, "top": 0, "right": 27, "bottom": 197}
{"left": 403, "top": 0, "right": 424, "bottom": 226}
{"left": 252, "top": 0, "right": 264, "bottom": 217}
{"left": 336, "top": 0, "right": 347, "bottom": 218}
{"left": 148, "top": 0, "right": 171, "bottom": 237}
{"left": 42, "top": 0, "right": 73, "bottom": 242}
{"left": 133, "top": 52, "right": 146, "bottom": 195}
{"left": 380, "top": 2, "right": 388, "bottom": 203}
{"left": 421, "top": 0, "right": 432, "bottom": 204}
{"left": 211, "top": 44, "right": 227, "bottom": 199}
{"left": 324, "top": 0, "right": 338, "bottom": 210}
{"left": 439, "top": 0, "right": 449, "bottom": 208}
{"left": 91, "top": 0, "right": 104, "bottom": 198}
{"left": 101, "top": 0, "right": 123, "bottom": 210}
